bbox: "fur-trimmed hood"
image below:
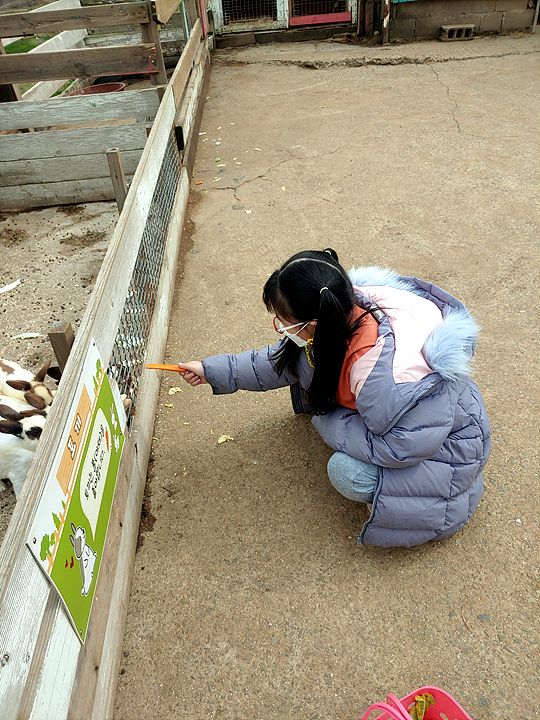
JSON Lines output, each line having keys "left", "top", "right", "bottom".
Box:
{"left": 348, "top": 266, "right": 479, "bottom": 382}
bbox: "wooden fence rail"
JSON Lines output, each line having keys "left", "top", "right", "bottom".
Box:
{"left": 0, "top": 151, "right": 142, "bottom": 185}
{"left": 0, "top": 43, "right": 158, "bottom": 84}
{"left": 0, "top": 2, "right": 150, "bottom": 37}
{"left": 0, "top": 87, "right": 161, "bottom": 131}
{"left": 0, "top": 124, "right": 149, "bottom": 161}
{"left": 0, "top": 19, "right": 208, "bottom": 720}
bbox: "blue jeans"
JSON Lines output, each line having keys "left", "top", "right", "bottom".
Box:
{"left": 327, "top": 452, "right": 379, "bottom": 503}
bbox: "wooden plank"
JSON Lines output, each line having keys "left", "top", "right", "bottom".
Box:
{"left": 174, "top": 40, "right": 205, "bottom": 149}
{"left": 170, "top": 18, "right": 201, "bottom": 107}
{"left": 357, "top": 0, "right": 365, "bottom": 34}
{"left": 70, "top": 169, "right": 190, "bottom": 720}
{"left": 0, "top": 150, "right": 142, "bottom": 186}
{"left": 106, "top": 148, "right": 128, "bottom": 213}
{"left": 0, "top": 88, "right": 160, "bottom": 131}
{"left": 28, "top": 608, "right": 80, "bottom": 720}
{"left": 17, "top": 594, "right": 77, "bottom": 720}
{"left": 0, "top": 124, "right": 147, "bottom": 161}
{"left": 0, "top": 44, "right": 158, "bottom": 84}
{"left": 0, "top": 552, "right": 51, "bottom": 720}
{"left": 0, "top": 177, "right": 128, "bottom": 209}
{"left": 82, "top": 24, "right": 183, "bottom": 53}
{"left": 0, "top": 3, "right": 150, "bottom": 38}
{"left": 183, "top": 47, "right": 210, "bottom": 178}
{"left": 154, "top": 0, "right": 181, "bottom": 24}
{"left": 365, "top": 0, "right": 374, "bottom": 37}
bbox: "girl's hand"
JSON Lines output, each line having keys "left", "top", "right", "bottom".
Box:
{"left": 178, "top": 361, "right": 207, "bottom": 386}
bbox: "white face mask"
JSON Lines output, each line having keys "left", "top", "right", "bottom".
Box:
{"left": 283, "top": 327, "right": 310, "bottom": 347}
{"left": 274, "top": 318, "right": 311, "bottom": 347}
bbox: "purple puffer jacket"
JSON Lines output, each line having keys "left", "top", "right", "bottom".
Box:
{"left": 202, "top": 268, "right": 491, "bottom": 548}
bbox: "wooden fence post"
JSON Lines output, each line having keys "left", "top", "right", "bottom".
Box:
{"left": 142, "top": 0, "right": 168, "bottom": 85}
{"left": 106, "top": 148, "right": 128, "bottom": 213}
{"left": 48, "top": 321, "right": 75, "bottom": 372}
{"left": 382, "top": 0, "right": 390, "bottom": 43}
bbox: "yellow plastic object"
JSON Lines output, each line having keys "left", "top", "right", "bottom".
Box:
{"left": 408, "top": 693, "right": 435, "bottom": 720}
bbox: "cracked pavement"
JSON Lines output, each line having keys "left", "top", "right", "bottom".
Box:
{"left": 114, "top": 34, "right": 540, "bottom": 720}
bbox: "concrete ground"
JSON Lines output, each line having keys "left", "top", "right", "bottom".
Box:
{"left": 114, "top": 35, "right": 540, "bottom": 720}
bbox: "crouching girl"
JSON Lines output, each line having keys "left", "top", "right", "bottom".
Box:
{"left": 179, "top": 249, "right": 491, "bottom": 548}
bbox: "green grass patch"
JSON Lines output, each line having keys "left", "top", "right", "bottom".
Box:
{"left": 5, "top": 34, "right": 53, "bottom": 53}
{"left": 52, "top": 81, "right": 75, "bottom": 97}
{"left": 18, "top": 82, "right": 35, "bottom": 94}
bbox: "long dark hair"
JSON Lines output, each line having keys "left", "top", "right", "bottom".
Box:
{"left": 263, "top": 248, "right": 370, "bottom": 414}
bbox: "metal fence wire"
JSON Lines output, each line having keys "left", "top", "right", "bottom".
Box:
{"left": 222, "top": 0, "right": 277, "bottom": 24}
{"left": 108, "top": 131, "right": 180, "bottom": 424}
{"left": 291, "top": 0, "right": 347, "bottom": 15}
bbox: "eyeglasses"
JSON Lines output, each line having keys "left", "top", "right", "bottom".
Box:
{"left": 273, "top": 317, "right": 309, "bottom": 335}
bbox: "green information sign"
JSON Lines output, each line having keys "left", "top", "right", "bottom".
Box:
{"left": 27, "top": 340, "right": 126, "bottom": 642}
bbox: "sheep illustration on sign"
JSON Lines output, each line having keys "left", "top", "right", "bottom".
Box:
{"left": 69, "top": 523, "right": 97, "bottom": 596}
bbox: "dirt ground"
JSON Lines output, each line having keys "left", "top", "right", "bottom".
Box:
{"left": 0, "top": 202, "right": 117, "bottom": 538}
{"left": 116, "top": 33, "right": 539, "bottom": 720}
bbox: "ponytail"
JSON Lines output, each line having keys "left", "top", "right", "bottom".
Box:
{"left": 309, "top": 286, "right": 354, "bottom": 413}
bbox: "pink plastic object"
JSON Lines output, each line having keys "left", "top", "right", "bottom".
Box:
{"left": 360, "top": 686, "right": 474, "bottom": 720}
{"left": 360, "top": 702, "right": 409, "bottom": 720}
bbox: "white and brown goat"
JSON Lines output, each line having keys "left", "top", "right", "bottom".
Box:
{"left": 0, "top": 358, "right": 61, "bottom": 410}
{"left": 0, "top": 359, "right": 60, "bottom": 498}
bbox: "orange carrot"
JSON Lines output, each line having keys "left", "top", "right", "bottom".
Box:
{"left": 146, "top": 364, "right": 186, "bottom": 374}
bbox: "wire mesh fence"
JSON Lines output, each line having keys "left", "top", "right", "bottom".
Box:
{"left": 222, "top": 0, "right": 277, "bottom": 25}
{"left": 291, "top": 0, "right": 347, "bottom": 15}
{"left": 108, "top": 130, "right": 181, "bottom": 424}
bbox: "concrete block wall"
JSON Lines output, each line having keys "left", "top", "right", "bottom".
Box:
{"left": 390, "top": 0, "right": 535, "bottom": 40}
